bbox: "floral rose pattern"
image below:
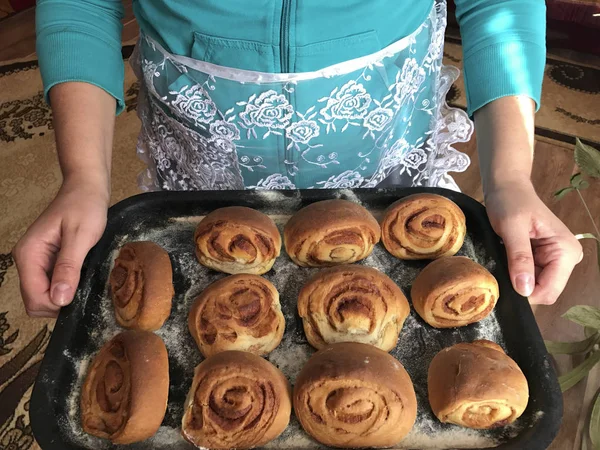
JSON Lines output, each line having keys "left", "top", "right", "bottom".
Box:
{"left": 137, "top": 0, "right": 472, "bottom": 191}
{"left": 210, "top": 120, "right": 240, "bottom": 141}
{"left": 319, "top": 80, "right": 372, "bottom": 123}
{"left": 171, "top": 85, "right": 217, "bottom": 128}
{"left": 239, "top": 90, "right": 294, "bottom": 132}
{"left": 286, "top": 120, "right": 320, "bottom": 144}
{"left": 316, "top": 170, "right": 364, "bottom": 188}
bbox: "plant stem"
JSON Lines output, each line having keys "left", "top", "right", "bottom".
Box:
{"left": 576, "top": 189, "right": 600, "bottom": 238}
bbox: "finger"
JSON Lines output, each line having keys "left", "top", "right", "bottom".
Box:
{"left": 500, "top": 225, "right": 535, "bottom": 297}
{"left": 528, "top": 258, "right": 576, "bottom": 305}
{"left": 50, "top": 226, "right": 95, "bottom": 307}
{"left": 13, "top": 245, "right": 61, "bottom": 317}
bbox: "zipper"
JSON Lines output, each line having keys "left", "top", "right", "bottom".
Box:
{"left": 280, "top": 0, "right": 291, "bottom": 73}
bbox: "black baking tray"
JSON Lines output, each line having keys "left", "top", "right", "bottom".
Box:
{"left": 31, "top": 187, "right": 562, "bottom": 450}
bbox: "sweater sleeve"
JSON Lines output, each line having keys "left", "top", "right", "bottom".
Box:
{"left": 36, "top": 0, "right": 125, "bottom": 114}
{"left": 454, "top": 0, "right": 546, "bottom": 116}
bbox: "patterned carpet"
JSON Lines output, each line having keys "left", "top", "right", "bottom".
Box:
{"left": 0, "top": 37, "right": 599, "bottom": 449}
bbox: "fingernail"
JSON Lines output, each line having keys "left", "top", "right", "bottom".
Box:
{"left": 515, "top": 274, "right": 534, "bottom": 297}
{"left": 51, "top": 283, "right": 72, "bottom": 306}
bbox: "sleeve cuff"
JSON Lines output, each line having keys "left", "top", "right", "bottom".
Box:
{"left": 37, "top": 30, "right": 126, "bottom": 115}
{"left": 462, "top": 40, "right": 546, "bottom": 117}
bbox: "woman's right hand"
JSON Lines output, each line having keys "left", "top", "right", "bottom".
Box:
{"left": 13, "top": 178, "right": 109, "bottom": 317}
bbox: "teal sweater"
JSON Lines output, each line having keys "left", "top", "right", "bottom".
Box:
{"left": 35, "top": 0, "right": 546, "bottom": 117}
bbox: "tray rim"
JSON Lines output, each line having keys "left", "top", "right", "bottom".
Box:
{"left": 30, "top": 187, "right": 563, "bottom": 450}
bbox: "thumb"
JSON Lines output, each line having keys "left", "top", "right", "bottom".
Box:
{"left": 50, "top": 227, "right": 95, "bottom": 307}
{"left": 501, "top": 224, "right": 535, "bottom": 297}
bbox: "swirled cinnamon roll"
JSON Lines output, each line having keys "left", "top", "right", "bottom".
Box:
{"left": 181, "top": 351, "right": 291, "bottom": 449}
{"left": 194, "top": 207, "right": 281, "bottom": 275}
{"left": 381, "top": 193, "right": 466, "bottom": 260}
{"left": 80, "top": 331, "right": 169, "bottom": 444}
{"left": 298, "top": 265, "right": 409, "bottom": 351}
{"left": 294, "top": 342, "right": 417, "bottom": 448}
{"left": 109, "top": 241, "right": 174, "bottom": 331}
{"left": 411, "top": 256, "right": 499, "bottom": 328}
{"left": 428, "top": 340, "right": 529, "bottom": 429}
{"left": 284, "top": 200, "right": 380, "bottom": 267}
{"left": 188, "top": 274, "right": 285, "bottom": 357}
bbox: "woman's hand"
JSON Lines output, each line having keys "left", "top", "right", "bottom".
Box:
{"left": 12, "top": 178, "right": 109, "bottom": 317}
{"left": 485, "top": 178, "right": 582, "bottom": 305}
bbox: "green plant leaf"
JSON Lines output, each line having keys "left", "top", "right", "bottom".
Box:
{"left": 576, "top": 233, "right": 600, "bottom": 242}
{"left": 559, "top": 351, "right": 600, "bottom": 392}
{"left": 588, "top": 327, "right": 600, "bottom": 338}
{"left": 591, "top": 389, "right": 600, "bottom": 450}
{"left": 575, "top": 138, "right": 600, "bottom": 179}
{"left": 580, "top": 180, "right": 590, "bottom": 190}
{"left": 563, "top": 306, "right": 600, "bottom": 330}
{"left": 571, "top": 172, "right": 584, "bottom": 187}
{"left": 545, "top": 333, "right": 599, "bottom": 355}
{"left": 554, "top": 186, "right": 574, "bottom": 200}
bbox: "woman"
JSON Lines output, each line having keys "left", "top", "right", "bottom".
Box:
{"left": 14, "top": 0, "right": 582, "bottom": 317}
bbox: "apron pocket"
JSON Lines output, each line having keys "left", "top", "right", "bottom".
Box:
{"left": 192, "top": 32, "right": 277, "bottom": 72}
{"left": 294, "top": 30, "right": 381, "bottom": 72}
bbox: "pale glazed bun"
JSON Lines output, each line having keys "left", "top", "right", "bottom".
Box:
{"left": 188, "top": 274, "right": 285, "bottom": 357}
{"left": 294, "top": 342, "right": 417, "bottom": 448}
{"left": 428, "top": 340, "right": 529, "bottom": 429}
{"left": 411, "top": 256, "right": 499, "bottom": 328}
{"left": 381, "top": 193, "right": 466, "bottom": 260}
{"left": 80, "top": 331, "right": 169, "bottom": 444}
{"left": 109, "top": 241, "right": 174, "bottom": 331}
{"left": 194, "top": 206, "right": 281, "bottom": 275}
{"left": 181, "top": 351, "right": 291, "bottom": 449}
{"left": 284, "top": 199, "right": 380, "bottom": 267}
{"left": 298, "top": 265, "right": 409, "bottom": 351}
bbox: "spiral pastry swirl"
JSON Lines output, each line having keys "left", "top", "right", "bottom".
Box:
{"left": 294, "top": 343, "right": 417, "bottom": 448}
{"left": 80, "top": 331, "right": 169, "bottom": 444}
{"left": 194, "top": 206, "right": 281, "bottom": 275}
{"left": 428, "top": 340, "right": 529, "bottom": 429}
{"left": 109, "top": 242, "right": 174, "bottom": 331}
{"left": 181, "top": 351, "right": 291, "bottom": 449}
{"left": 188, "top": 274, "right": 285, "bottom": 357}
{"left": 411, "top": 256, "right": 499, "bottom": 328}
{"left": 284, "top": 200, "right": 380, "bottom": 267}
{"left": 298, "top": 265, "right": 409, "bottom": 351}
{"left": 381, "top": 193, "right": 466, "bottom": 260}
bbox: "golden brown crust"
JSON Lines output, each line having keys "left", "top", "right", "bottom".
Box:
{"left": 411, "top": 256, "right": 499, "bottom": 328}
{"left": 284, "top": 200, "right": 381, "bottom": 267}
{"left": 188, "top": 274, "right": 285, "bottom": 357}
{"left": 109, "top": 241, "right": 174, "bottom": 331}
{"left": 181, "top": 351, "right": 291, "bottom": 449}
{"left": 80, "top": 331, "right": 169, "bottom": 444}
{"left": 194, "top": 207, "right": 281, "bottom": 275}
{"left": 428, "top": 341, "right": 529, "bottom": 429}
{"left": 293, "top": 342, "right": 417, "bottom": 448}
{"left": 298, "top": 265, "right": 409, "bottom": 352}
{"left": 381, "top": 193, "right": 466, "bottom": 260}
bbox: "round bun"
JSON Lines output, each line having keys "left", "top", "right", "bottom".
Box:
{"left": 284, "top": 199, "right": 380, "bottom": 267}
{"left": 181, "top": 351, "right": 291, "bottom": 449}
{"left": 428, "top": 340, "right": 529, "bottom": 429}
{"left": 381, "top": 193, "right": 466, "bottom": 260}
{"left": 294, "top": 342, "right": 417, "bottom": 448}
{"left": 194, "top": 206, "right": 281, "bottom": 275}
{"left": 109, "top": 241, "right": 174, "bottom": 331}
{"left": 80, "top": 331, "right": 169, "bottom": 444}
{"left": 188, "top": 274, "right": 285, "bottom": 357}
{"left": 298, "top": 265, "right": 409, "bottom": 351}
{"left": 411, "top": 256, "right": 499, "bottom": 328}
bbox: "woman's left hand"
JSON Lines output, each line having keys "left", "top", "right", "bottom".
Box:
{"left": 484, "top": 178, "right": 583, "bottom": 305}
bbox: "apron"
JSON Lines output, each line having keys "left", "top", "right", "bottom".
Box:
{"left": 132, "top": 0, "right": 472, "bottom": 192}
